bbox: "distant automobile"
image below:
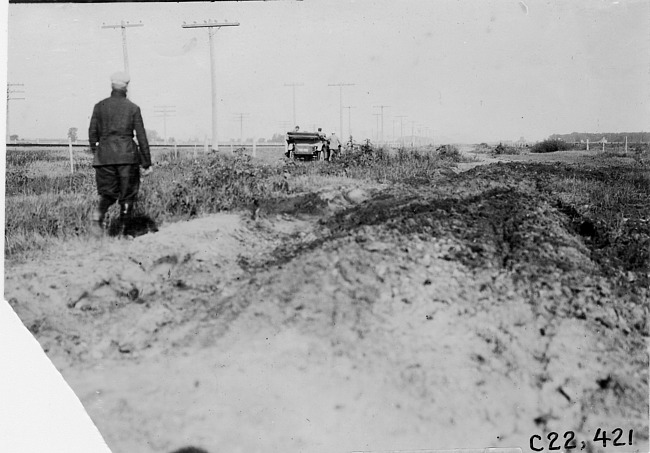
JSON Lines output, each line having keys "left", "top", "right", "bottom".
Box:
{"left": 285, "top": 131, "right": 328, "bottom": 160}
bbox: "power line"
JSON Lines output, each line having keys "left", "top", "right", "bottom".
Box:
{"left": 328, "top": 83, "right": 354, "bottom": 138}
{"left": 183, "top": 20, "right": 240, "bottom": 153}
{"left": 284, "top": 83, "right": 304, "bottom": 127}
{"left": 101, "top": 21, "right": 144, "bottom": 75}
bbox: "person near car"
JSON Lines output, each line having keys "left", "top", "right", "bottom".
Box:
{"left": 317, "top": 128, "right": 330, "bottom": 159}
{"left": 88, "top": 71, "right": 152, "bottom": 237}
{"left": 329, "top": 132, "right": 342, "bottom": 160}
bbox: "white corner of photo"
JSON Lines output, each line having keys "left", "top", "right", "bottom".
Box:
{"left": 0, "top": 301, "right": 112, "bottom": 453}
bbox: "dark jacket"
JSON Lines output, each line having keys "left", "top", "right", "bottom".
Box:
{"left": 89, "top": 90, "right": 151, "bottom": 168}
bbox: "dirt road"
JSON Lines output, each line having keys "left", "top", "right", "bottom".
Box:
{"left": 5, "top": 152, "right": 648, "bottom": 453}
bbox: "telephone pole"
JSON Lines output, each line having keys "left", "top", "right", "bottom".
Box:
{"left": 343, "top": 106, "right": 355, "bottom": 140}
{"left": 328, "top": 83, "right": 354, "bottom": 137}
{"left": 154, "top": 105, "right": 176, "bottom": 145}
{"left": 372, "top": 113, "right": 381, "bottom": 142}
{"left": 101, "top": 21, "right": 143, "bottom": 74}
{"left": 373, "top": 105, "right": 390, "bottom": 144}
{"left": 396, "top": 115, "right": 407, "bottom": 146}
{"left": 410, "top": 121, "right": 416, "bottom": 147}
{"left": 6, "top": 83, "right": 25, "bottom": 143}
{"left": 183, "top": 20, "right": 240, "bottom": 153}
{"left": 284, "top": 82, "right": 303, "bottom": 127}
{"left": 233, "top": 113, "right": 250, "bottom": 145}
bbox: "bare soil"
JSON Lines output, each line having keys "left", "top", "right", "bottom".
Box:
{"left": 5, "top": 151, "right": 648, "bottom": 453}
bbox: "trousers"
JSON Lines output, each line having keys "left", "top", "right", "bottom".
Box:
{"left": 94, "top": 164, "right": 140, "bottom": 222}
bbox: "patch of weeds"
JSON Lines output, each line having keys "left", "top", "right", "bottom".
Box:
{"left": 492, "top": 143, "right": 520, "bottom": 155}
{"left": 472, "top": 143, "right": 493, "bottom": 154}
{"left": 531, "top": 139, "right": 572, "bottom": 153}
{"left": 436, "top": 144, "right": 462, "bottom": 161}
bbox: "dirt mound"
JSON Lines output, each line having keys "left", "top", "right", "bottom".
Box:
{"left": 5, "top": 163, "right": 648, "bottom": 453}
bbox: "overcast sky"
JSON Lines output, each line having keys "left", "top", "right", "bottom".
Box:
{"left": 6, "top": 0, "right": 650, "bottom": 144}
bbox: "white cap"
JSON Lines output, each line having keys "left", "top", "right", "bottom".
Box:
{"left": 110, "top": 71, "right": 130, "bottom": 89}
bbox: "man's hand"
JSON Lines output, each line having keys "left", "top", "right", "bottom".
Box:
{"left": 141, "top": 166, "right": 153, "bottom": 177}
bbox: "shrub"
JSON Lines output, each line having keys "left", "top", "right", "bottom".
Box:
{"left": 163, "top": 154, "right": 292, "bottom": 218}
{"left": 629, "top": 143, "right": 650, "bottom": 154}
{"left": 473, "top": 143, "right": 492, "bottom": 154}
{"left": 531, "top": 139, "right": 572, "bottom": 153}
{"left": 492, "top": 143, "right": 520, "bottom": 155}
{"left": 436, "top": 144, "right": 461, "bottom": 161}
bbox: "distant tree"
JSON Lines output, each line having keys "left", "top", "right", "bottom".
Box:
{"left": 67, "top": 127, "right": 78, "bottom": 143}
{"left": 9, "top": 134, "right": 19, "bottom": 142}
{"left": 168, "top": 137, "right": 176, "bottom": 144}
{"left": 270, "top": 133, "right": 285, "bottom": 142}
{"left": 258, "top": 137, "right": 266, "bottom": 143}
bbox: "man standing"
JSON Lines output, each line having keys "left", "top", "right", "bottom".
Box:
{"left": 329, "top": 132, "right": 342, "bottom": 160}
{"left": 88, "top": 72, "right": 152, "bottom": 237}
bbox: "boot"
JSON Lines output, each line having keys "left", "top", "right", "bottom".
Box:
{"left": 90, "top": 197, "right": 112, "bottom": 237}
{"left": 89, "top": 209, "right": 104, "bottom": 237}
{"left": 119, "top": 202, "right": 135, "bottom": 237}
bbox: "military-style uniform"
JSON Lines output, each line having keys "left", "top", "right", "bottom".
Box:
{"left": 88, "top": 72, "right": 151, "bottom": 235}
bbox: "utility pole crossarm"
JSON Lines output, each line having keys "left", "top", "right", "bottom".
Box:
{"left": 101, "top": 21, "right": 144, "bottom": 29}
{"left": 182, "top": 21, "right": 240, "bottom": 29}
{"left": 101, "top": 21, "right": 143, "bottom": 74}
{"left": 183, "top": 19, "right": 240, "bottom": 152}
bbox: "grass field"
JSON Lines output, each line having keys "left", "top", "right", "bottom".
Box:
{"left": 5, "top": 144, "right": 464, "bottom": 257}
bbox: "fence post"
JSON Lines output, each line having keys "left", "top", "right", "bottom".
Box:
{"left": 586, "top": 139, "right": 589, "bottom": 151}
{"left": 253, "top": 138, "right": 257, "bottom": 158}
{"left": 230, "top": 143, "right": 234, "bottom": 154}
{"left": 174, "top": 143, "right": 178, "bottom": 160}
{"left": 204, "top": 136, "right": 208, "bottom": 155}
{"left": 625, "top": 136, "right": 628, "bottom": 153}
{"left": 68, "top": 137, "right": 74, "bottom": 174}
{"left": 602, "top": 141, "right": 605, "bottom": 152}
